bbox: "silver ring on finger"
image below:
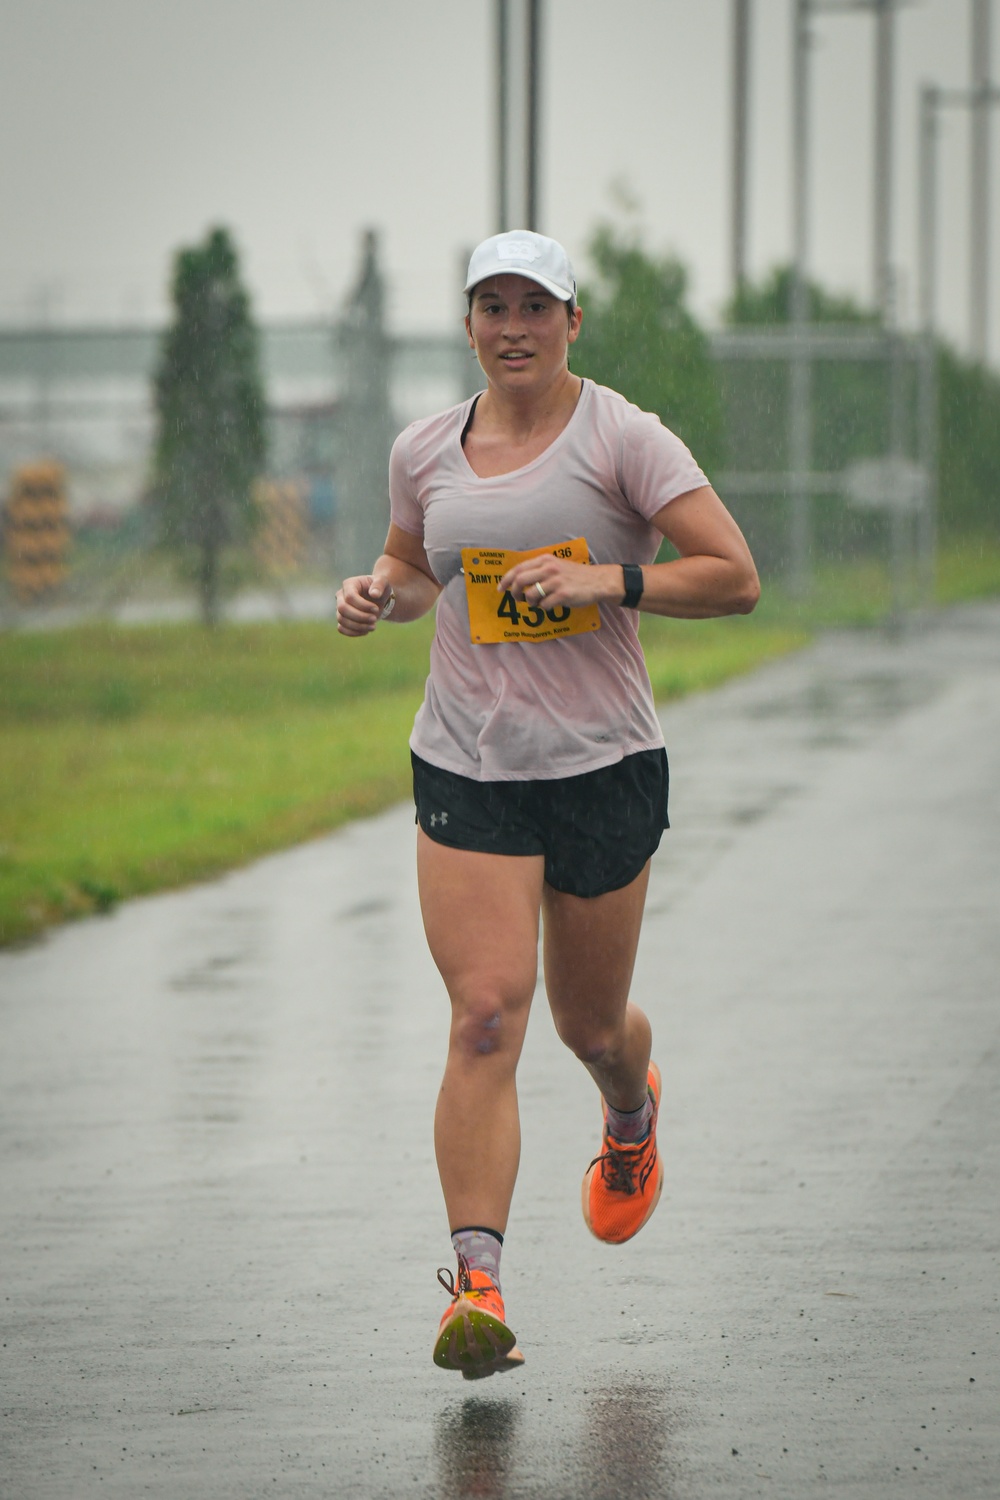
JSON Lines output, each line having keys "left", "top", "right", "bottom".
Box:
{"left": 534, "top": 581, "right": 546, "bottom": 600}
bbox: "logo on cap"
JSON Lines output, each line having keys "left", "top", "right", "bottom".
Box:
{"left": 498, "top": 238, "right": 539, "bottom": 262}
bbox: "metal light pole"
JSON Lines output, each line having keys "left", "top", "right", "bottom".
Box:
{"left": 526, "top": 0, "right": 541, "bottom": 231}
{"left": 788, "top": 0, "right": 814, "bottom": 595}
{"left": 917, "top": 84, "right": 940, "bottom": 336}
{"left": 919, "top": 80, "right": 1000, "bottom": 351}
{"left": 873, "top": 0, "right": 896, "bottom": 321}
{"left": 786, "top": 0, "right": 905, "bottom": 596}
{"left": 495, "top": 0, "right": 543, "bottom": 232}
{"left": 731, "top": 0, "right": 752, "bottom": 297}
{"left": 917, "top": 84, "right": 940, "bottom": 605}
{"left": 496, "top": 0, "right": 509, "bottom": 234}
{"left": 970, "top": 0, "right": 993, "bottom": 362}
{"left": 916, "top": 73, "right": 1000, "bottom": 597}
{"left": 808, "top": 0, "right": 902, "bottom": 322}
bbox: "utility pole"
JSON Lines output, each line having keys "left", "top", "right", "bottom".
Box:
{"left": 917, "top": 84, "right": 940, "bottom": 337}
{"left": 495, "top": 0, "right": 543, "bottom": 232}
{"left": 970, "top": 0, "right": 993, "bottom": 362}
{"left": 872, "top": 7, "right": 904, "bottom": 618}
{"left": 919, "top": 78, "right": 1000, "bottom": 351}
{"left": 731, "top": 0, "right": 752, "bottom": 298}
{"left": 788, "top": 0, "right": 814, "bottom": 595}
{"left": 496, "top": 0, "right": 508, "bottom": 234}
{"left": 916, "top": 71, "right": 1000, "bottom": 595}
{"left": 785, "top": 0, "right": 906, "bottom": 597}
{"left": 873, "top": 0, "right": 896, "bottom": 321}
{"left": 916, "top": 84, "right": 940, "bottom": 609}
{"left": 526, "top": 0, "right": 541, "bottom": 231}
{"left": 806, "top": 1, "right": 902, "bottom": 320}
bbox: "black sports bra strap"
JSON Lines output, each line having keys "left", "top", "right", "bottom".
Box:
{"left": 459, "top": 392, "right": 483, "bottom": 449}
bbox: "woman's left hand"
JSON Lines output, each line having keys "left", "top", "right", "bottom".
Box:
{"left": 499, "top": 554, "right": 622, "bottom": 611}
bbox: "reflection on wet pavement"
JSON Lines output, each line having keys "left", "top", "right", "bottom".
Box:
{"left": 582, "top": 1379, "right": 678, "bottom": 1500}
{"left": 744, "top": 667, "right": 940, "bottom": 745}
{"left": 166, "top": 907, "right": 268, "bottom": 1136}
{"left": 434, "top": 1396, "right": 522, "bottom": 1500}
{"left": 431, "top": 1378, "right": 679, "bottom": 1500}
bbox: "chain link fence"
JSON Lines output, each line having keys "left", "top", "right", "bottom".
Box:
{"left": 713, "top": 324, "right": 935, "bottom": 616}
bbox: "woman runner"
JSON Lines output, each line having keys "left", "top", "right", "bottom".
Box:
{"left": 336, "top": 230, "right": 759, "bottom": 1379}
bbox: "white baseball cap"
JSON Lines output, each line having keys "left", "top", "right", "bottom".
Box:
{"left": 464, "top": 230, "right": 577, "bottom": 305}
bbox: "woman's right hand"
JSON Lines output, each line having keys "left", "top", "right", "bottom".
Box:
{"left": 336, "top": 571, "right": 394, "bottom": 636}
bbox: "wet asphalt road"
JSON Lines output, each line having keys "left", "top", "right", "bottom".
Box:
{"left": 2, "top": 602, "right": 999, "bottom": 1500}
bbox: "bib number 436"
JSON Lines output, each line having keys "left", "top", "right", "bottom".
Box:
{"left": 497, "top": 592, "right": 570, "bottom": 628}
{"left": 461, "top": 538, "right": 602, "bottom": 645}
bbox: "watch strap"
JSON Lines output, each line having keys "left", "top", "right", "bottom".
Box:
{"left": 621, "top": 564, "right": 644, "bottom": 610}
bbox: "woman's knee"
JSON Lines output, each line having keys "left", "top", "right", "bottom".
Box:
{"left": 551, "top": 1010, "right": 620, "bottom": 1066}
{"left": 449, "top": 986, "right": 531, "bottom": 1061}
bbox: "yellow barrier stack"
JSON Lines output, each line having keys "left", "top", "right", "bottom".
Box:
{"left": 4, "top": 461, "right": 70, "bottom": 603}
{"left": 253, "top": 479, "right": 308, "bottom": 578}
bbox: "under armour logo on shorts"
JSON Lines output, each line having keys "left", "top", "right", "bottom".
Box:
{"left": 429, "top": 811, "right": 449, "bottom": 828}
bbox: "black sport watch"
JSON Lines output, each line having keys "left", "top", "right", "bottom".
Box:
{"left": 620, "top": 564, "right": 644, "bottom": 610}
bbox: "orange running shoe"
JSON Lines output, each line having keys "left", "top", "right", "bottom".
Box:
{"left": 582, "top": 1063, "right": 663, "bottom": 1244}
{"left": 432, "top": 1254, "right": 525, "bottom": 1380}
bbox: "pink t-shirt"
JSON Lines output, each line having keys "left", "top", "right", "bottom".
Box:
{"left": 390, "top": 379, "right": 709, "bottom": 781}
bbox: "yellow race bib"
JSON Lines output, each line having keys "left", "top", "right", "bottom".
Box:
{"left": 461, "top": 537, "right": 602, "bottom": 645}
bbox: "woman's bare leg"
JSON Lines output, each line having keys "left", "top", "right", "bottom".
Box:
{"left": 417, "top": 830, "right": 545, "bottom": 1233}
{"left": 541, "top": 862, "right": 653, "bottom": 1110}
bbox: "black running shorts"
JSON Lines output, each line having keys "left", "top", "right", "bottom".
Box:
{"left": 411, "top": 748, "right": 669, "bottom": 899}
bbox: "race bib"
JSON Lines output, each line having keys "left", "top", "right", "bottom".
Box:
{"left": 461, "top": 537, "right": 602, "bottom": 645}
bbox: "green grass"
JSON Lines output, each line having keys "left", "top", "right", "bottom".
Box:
{"left": 1, "top": 534, "right": 996, "bottom": 948}
{"left": 0, "top": 693, "right": 422, "bottom": 942}
{"left": 639, "top": 615, "right": 807, "bottom": 699}
{"left": 0, "top": 613, "right": 439, "bottom": 726}
{"left": 0, "top": 617, "right": 439, "bottom": 945}
{"left": 934, "top": 533, "right": 1000, "bottom": 604}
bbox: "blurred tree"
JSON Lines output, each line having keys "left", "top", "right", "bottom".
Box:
{"left": 936, "top": 346, "right": 1000, "bottom": 539}
{"left": 153, "top": 227, "right": 267, "bottom": 625}
{"left": 335, "top": 228, "right": 395, "bottom": 579}
{"left": 572, "top": 223, "right": 724, "bottom": 470}
{"left": 725, "top": 265, "right": 876, "bottom": 328}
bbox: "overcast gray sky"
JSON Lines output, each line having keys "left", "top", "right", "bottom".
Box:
{"left": 0, "top": 0, "right": 991, "bottom": 358}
